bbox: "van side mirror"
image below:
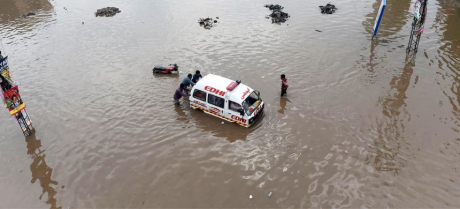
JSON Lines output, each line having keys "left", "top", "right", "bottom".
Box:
{"left": 255, "top": 91, "right": 260, "bottom": 96}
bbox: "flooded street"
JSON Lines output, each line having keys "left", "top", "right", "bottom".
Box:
{"left": 0, "top": 0, "right": 459, "bottom": 207}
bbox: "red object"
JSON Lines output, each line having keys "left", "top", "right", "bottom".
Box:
{"left": 158, "top": 66, "right": 178, "bottom": 74}
{"left": 3, "top": 86, "right": 26, "bottom": 115}
{"left": 205, "top": 86, "right": 226, "bottom": 96}
{"left": 153, "top": 64, "right": 179, "bottom": 74}
{"left": 281, "top": 78, "right": 289, "bottom": 89}
{"left": 241, "top": 87, "right": 250, "bottom": 99}
{"left": 226, "top": 81, "right": 239, "bottom": 91}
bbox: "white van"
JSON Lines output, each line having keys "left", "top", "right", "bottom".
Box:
{"left": 189, "top": 74, "right": 264, "bottom": 127}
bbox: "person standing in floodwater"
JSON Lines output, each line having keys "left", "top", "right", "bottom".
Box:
{"left": 174, "top": 84, "right": 188, "bottom": 105}
{"left": 182, "top": 73, "right": 195, "bottom": 89}
{"left": 192, "top": 70, "right": 202, "bottom": 83}
{"left": 281, "top": 74, "right": 289, "bottom": 96}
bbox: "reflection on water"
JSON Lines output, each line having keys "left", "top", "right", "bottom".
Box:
{"left": 192, "top": 109, "right": 256, "bottom": 142}
{"left": 368, "top": 56, "right": 415, "bottom": 174}
{"left": 278, "top": 97, "right": 290, "bottom": 114}
{"left": 362, "top": 0, "right": 416, "bottom": 175}
{"left": 436, "top": 0, "right": 460, "bottom": 130}
{"left": 174, "top": 100, "right": 255, "bottom": 142}
{"left": 26, "top": 132, "right": 61, "bottom": 209}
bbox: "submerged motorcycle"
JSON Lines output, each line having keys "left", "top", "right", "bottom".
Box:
{"left": 152, "top": 64, "right": 179, "bottom": 74}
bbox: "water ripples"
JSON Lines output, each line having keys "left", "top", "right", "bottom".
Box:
{"left": 1, "top": 0, "right": 460, "bottom": 208}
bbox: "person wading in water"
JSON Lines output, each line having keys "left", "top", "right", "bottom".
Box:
{"left": 174, "top": 84, "right": 189, "bottom": 105}
{"left": 281, "top": 74, "right": 289, "bottom": 96}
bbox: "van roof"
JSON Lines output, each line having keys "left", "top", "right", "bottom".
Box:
{"left": 195, "top": 74, "right": 254, "bottom": 104}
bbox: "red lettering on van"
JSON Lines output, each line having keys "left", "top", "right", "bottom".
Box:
{"left": 253, "top": 104, "right": 263, "bottom": 116}
{"left": 193, "top": 100, "right": 206, "bottom": 107}
{"left": 210, "top": 107, "right": 220, "bottom": 113}
{"left": 231, "top": 115, "right": 247, "bottom": 123}
{"left": 204, "top": 86, "right": 226, "bottom": 96}
{"left": 241, "top": 88, "right": 250, "bottom": 99}
{"left": 215, "top": 90, "right": 225, "bottom": 96}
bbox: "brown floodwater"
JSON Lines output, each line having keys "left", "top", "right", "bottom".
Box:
{"left": 0, "top": 0, "right": 459, "bottom": 208}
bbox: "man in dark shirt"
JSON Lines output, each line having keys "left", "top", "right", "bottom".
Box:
{"left": 0, "top": 51, "right": 4, "bottom": 60}
{"left": 192, "top": 70, "right": 203, "bottom": 83}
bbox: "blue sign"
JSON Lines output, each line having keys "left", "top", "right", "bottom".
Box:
{"left": 373, "top": 0, "right": 386, "bottom": 36}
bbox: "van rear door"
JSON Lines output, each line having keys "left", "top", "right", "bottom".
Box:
{"left": 191, "top": 89, "right": 208, "bottom": 109}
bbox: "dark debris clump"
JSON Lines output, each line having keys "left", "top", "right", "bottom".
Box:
{"left": 198, "top": 17, "right": 219, "bottom": 30}
{"left": 265, "top": 4, "right": 284, "bottom": 11}
{"left": 20, "top": 12, "right": 36, "bottom": 18}
{"left": 264, "top": 4, "right": 290, "bottom": 24}
{"left": 95, "top": 7, "right": 121, "bottom": 17}
{"left": 319, "top": 3, "right": 337, "bottom": 14}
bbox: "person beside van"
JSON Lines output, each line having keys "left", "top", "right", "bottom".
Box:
{"left": 281, "top": 74, "right": 289, "bottom": 96}
{"left": 192, "top": 70, "right": 203, "bottom": 83}
{"left": 0, "top": 51, "right": 4, "bottom": 60}
{"left": 182, "top": 73, "right": 195, "bottom": 88}
{"left": 174, "top": 84, "right": 188, "bottom": 105}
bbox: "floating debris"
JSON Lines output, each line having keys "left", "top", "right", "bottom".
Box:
{"left": 198, "top": 17, "right": 218, "bottom": 29}
{"left": 265, "top": 4, "right": 284, "bottom": 11}
{"left": 264, "top": 4, "right": 290, "bottom": 24}
{"left": 249, "top": 194, "right": 253, "bottom": 200}
{"left": 20, "top": 12, "right": 36, "bottom": 18}
{"left": 319, "top": 3, "right": 337, "bottom": 14}
{"left": 268, "top": 191, "right": 273, "bottom": 197}
{"left": 315, "top": 30, "right": 322, "bottom": 32}
{"left": 95, "top": 7, "right": 121, "bottom": 17}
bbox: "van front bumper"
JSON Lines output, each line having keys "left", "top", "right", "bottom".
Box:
{"left": 249, "top": 104, "right": 264, "bottom": 125}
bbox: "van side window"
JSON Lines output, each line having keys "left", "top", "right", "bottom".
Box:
{"left": 229, "top": 101, "right": 242, "bottom": 112}
{"left": 208, "top": 94, "right": 224, "bottom": 108}
{"left": 193, "top": 89, "right": 207, "bottom": 102}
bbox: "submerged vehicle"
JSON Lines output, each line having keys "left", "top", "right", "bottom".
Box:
{"left": 189, "top": 74, "right": 264, "bottom": 127}
{"left": 152, "top": 64, "right": 179, "bottom": 74}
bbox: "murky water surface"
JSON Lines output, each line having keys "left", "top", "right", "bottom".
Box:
{"left": 0, "top": 0, "right": 459, "bottom": 208}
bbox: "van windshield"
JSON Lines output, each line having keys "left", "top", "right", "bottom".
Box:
{"left": 242, "top": 92, "right": 261, "bottom": 115}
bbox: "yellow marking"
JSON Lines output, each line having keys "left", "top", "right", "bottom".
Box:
{"left": 9, "top": 104, "right": 25, "bottom": 115}
{"left": 191, "top": 104, "right": 250, "bottom": 127}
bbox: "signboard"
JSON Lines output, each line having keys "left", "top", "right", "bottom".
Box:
{"left": 4, "top": 86, "right": 26, "bottom": 115}
{"left": 413, "top": 0, "right": 427, "bottom": 35}
{"left": 0, "top": 56, "right": 34, "bottom": 136}
{"left": 373, "top": 0, "right": 386, "bottom": 36}
{"left": 0, "top": 56, "right": 14, "bottom": 91}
